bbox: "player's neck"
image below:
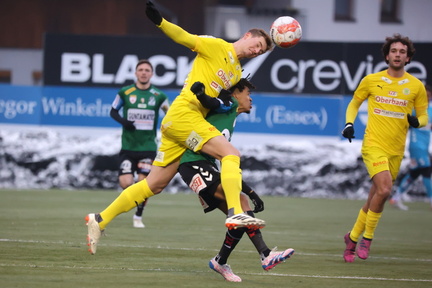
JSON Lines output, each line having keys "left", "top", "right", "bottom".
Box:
{"left": 136, "top": 82, "right": 151, "bottom": 90}
{"left": 386, "top": 67, "right": 405, "bottom": 78}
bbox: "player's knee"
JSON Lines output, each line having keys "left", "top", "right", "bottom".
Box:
{"left": 377, "top": 186, "right": 392, "bottom": 198}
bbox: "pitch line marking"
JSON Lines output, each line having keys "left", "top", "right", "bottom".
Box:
{"left": 1, "top": 238, "right": 432, "bottom": 263}
{"left": 0, "top": 263, "right": 431, "bottom": 283}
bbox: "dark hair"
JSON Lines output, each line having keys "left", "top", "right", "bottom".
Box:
{"left": 136, "top": 59, "right": 153, "bottom": 71}
{"left": 230, "top": 77, "right": 256, "bottom": 93}
{"left": 248, "top": 28, "right": 274, "bottom": 52}
{"left": 425, "top": 84, "right": 432, "bottom": 93}
{"left": 381, "top": 33, "right": 415, "bottom": 65}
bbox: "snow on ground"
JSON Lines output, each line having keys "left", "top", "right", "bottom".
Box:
{"left": 0, "top": 125, "right": 424, "bottom": 200}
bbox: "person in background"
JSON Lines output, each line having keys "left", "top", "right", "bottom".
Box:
{"left": 341, "top": 34, "right": 428, "bottom": 262}
{"left": 110, "top": 59, "right": 169, "bottom": 228}
{"left": 179, "top": 78, "right": 294, "bottom": 282}
{"left": 390, "top": 84, "right": 432, "bottom": 210}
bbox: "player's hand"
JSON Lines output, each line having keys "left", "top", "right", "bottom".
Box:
{"left": 248, "top": 191, "right": 264, "bottom": 213}
{"left": 190, "top": 81, "right": 205, "bottom": 97}
{"left": 146, "top": 1, "right": 162, "bottom": 25}
{"left": 123, "top": 120, "right": 136, "bottom": 131}
{"left": 342, "top": 122, "right": 355, "bottom": 142}
{"left": 217, "top": 89, "right": 232, "bottom": 106}
{"left": 215, "top": 89, "right": 233, "bottom": 113}
{"left": 407, "top": 114, "right": 420, "bottom": 128}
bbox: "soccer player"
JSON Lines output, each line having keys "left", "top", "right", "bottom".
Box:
{"left": 390, "top": 84, "right": 432, "bottom": 210}
{"left": 178, "top": 78, "right": 294, "bottom": 282}
{"left": 341, "top": 34, "right": 428, "bottom": 262}
{"left": 85, "top": 1, "right": 273, "bottom": 254}
{"left": 110, "top": 59, "right": 169, "bottom": 228}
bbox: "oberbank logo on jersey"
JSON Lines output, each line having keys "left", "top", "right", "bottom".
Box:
{"left": 375, "top": 96, "right": 407, "bottom": 107}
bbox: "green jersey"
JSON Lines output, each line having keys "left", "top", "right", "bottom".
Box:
{"left": 179, "top": 99, "right": 239, "bottom": 165}
{"left": 112, "top": 84, "right": 169, "bottom": 151}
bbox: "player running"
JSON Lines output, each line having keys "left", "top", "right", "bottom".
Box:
{"left": 342, "top": 34, "right": 428, "bottom": 262}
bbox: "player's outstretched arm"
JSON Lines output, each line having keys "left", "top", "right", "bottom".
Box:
{"left": 145, "top": 1, "right": 197, "bottom": 49}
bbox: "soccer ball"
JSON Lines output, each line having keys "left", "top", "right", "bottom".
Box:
{"left": 270, "top": 16, "right": 302, "bottom": 49}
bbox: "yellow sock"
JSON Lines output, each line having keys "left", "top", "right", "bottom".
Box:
{"left": 363, "top": 209, "right": 382, "bottom": 240}
{"left": 349, "top": 208, "right": 367, "bottom": 242}
{"left": 99, "top": 179, "right": 154, "bottom": 229}
{"left": 221, "top": 155, "right": 243, "bottom": 215}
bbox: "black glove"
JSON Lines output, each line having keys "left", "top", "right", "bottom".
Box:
{"left": 123, "top": 120, "right": 136, "bottom": 131}
{"left": 407, "top": 114, "right": 420, "bottom": 128}
{"left": 217, "top": 89, "right": 232, "bottom": 107}
{"left": 190, "top": 81, "right": 205, "bottom": 97}
{"left": 342, "top": 122, "right": 355, "bottom": 143}
{"left": 248, "top": 191, "right": 264, "bottom": 213}
{"left": 146, "top": 1, "right": 162, "bottom": 25}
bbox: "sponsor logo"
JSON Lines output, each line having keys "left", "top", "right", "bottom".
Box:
{"left": 381, "top": 77, "right": 392, "bottom": 84}
{"left": 189, "top": 174, "right": 207, "bottom": 194}
{"left": 265, "top": 105, "right": 328, "bottom": 130}
{"left": 216, "top": 69, "right": 231, "bottom": 88}
{"left": 374, "top": 96, "right": 407, "bottom": 107}
{"left": 373, "top": 108, "right": 405, "bottom": 119}
{"left": 57, "top": 51, "right": 427, "bottom": 93}
{"left": 148, "top": 96, "right": 156, "bottom": 106}
{"left": 228, "top": 51, "right": 235, "bottom": 64}
{"left": 41, "top": 97, "right": 111, "bottom": 117}
{"left": 398, "top": 79, "right": 409, "bottom": 85}
{"left": 129, "top": 95, "right": 137, "bottom": 104}
{"left": 155, "top": 151, "right": 164, "bottom": 162}
{"left": 0, "top": 99, "right": 38, "bottom": 119}
{"left": 186, "top": 131, "right": 203, "bottom": 151}
{"left": 373, "top": 160, "right": 388, "bottom": 167}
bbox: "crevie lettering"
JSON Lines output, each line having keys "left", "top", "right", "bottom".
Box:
{"left": 375, "top": 96, "right": 407, "bottom": 107}
{"left": 59, "top": 52, "right": 427, "bottom": 94}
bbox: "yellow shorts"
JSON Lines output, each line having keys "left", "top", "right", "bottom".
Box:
{"left": 361, "top": 145, "right": 403, "bottom": 181}
{"left": 153, "top": 102, "right": 222, "bottom": 167}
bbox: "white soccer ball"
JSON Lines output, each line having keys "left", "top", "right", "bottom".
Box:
{"left": 270, "top": 16, "right": 302, "bottom": 49}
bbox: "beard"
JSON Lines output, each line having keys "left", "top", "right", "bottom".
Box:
{"left": 138, "top": 80, "right": 150, "bottom": 86}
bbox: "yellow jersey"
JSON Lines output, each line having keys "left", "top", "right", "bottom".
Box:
{"left": 158, "top": 19, "right": 243, "bottom": 118}
{"left": 347, "top": 70, "right": 428, "bottom": 155}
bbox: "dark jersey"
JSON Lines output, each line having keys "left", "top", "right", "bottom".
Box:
{"left": 112, "top": 84, "right": 169, "bottom": 151}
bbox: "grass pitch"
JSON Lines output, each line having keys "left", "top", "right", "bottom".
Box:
{"left": 0, "top": 189, "right": 431, "bottom": 288}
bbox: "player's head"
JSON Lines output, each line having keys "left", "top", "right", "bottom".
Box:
{"left": 230, "top": 77, "right": 255, "bottom": 114}
{"left": 135, "top": 59, "right": 154, "bottom": 87}
{"left": 136, "top": 59, "right": 154, "bottom": 71}
{"left": 234, "top": 29, "right": 273, "bottom": 59}
{"left": 247, "top": 28, "right": 274, "bottom": 52}
{"left": 381, "top": 33, "right": 415, "bottom": 65}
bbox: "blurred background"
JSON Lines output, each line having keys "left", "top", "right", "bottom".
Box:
{"left": 1, "top": 0, "right": 431, "bottom": 198}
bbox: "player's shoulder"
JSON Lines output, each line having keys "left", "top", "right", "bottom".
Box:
{"left": 404, "top": 71, "right": 424, "bottom": 84}
{"left": 119, "top": 84, "right": 136, "bottom": 95}
{"left": 197, "top": 35, "right": 229, "bottom": 47}
{"left": 149, "top": 85, "right": 168, "bottom": 98}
